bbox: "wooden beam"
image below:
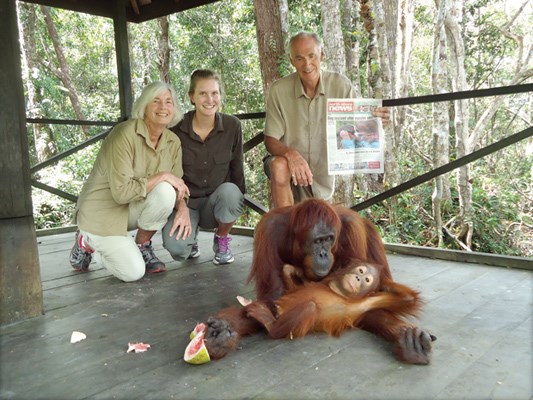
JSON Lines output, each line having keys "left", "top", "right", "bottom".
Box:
{"left": 113, "top": 0, "right": 133, "bottom": 119}
{"left": 129, "top": 0, "right": 140, "bottom": 15}
{"left": 19, "top": 0, "right": 116, "bottom": 19}
{"left": 243, "top": 194, "right": 268, "bottom": 215}
{"left": 385, "top": 243, "right": 533, "bottom": 271}
{"left": 125, "top": 0, "right": 223, "bottom": 23}
{"left": 19, "top": 0, "right": 223, "bottom": 23}
{"left": 0, "top": 0, "right": 43, "bottom": 326}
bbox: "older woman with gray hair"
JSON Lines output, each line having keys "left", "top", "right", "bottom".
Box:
{"left": 69, "top": 81, "right": 190, "bottom": 282}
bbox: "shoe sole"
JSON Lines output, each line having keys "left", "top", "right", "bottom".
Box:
{"left": 146, "top": 265, "right": 166, "bottom": 274}
{"left": 212, "top": 256, "right": 235, "bottom": 265}
{"left": 71, "top": 266, "right": 90, "bottom": 272}
{"left": 188, "top": 251, "right": 201, "bottom": 259}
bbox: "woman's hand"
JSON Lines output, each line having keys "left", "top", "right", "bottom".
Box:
{"left": 169, "top": 201, "right": 192, "bottom": 240}
{"left": 169, "top": 176, "right": 190, "bottom": 201}
{"left": 148, "top": 172, "right": 190, "bottom": 200}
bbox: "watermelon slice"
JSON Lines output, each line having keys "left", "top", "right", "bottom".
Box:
{"left": 236, "top": 295, "right": 253, "bottom": 306}
{"left": 184, "top": 331, "right": 210, "bottom": 365}
{"left": 189, "top": 322, "right": 207, "bottom": 340}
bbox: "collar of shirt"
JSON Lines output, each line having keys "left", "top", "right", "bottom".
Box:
{"left": 179, "top": 110, "right": 224, "bottom": 141}
{"left": 293, "top": 71, "right": 325, "bottom": 99}
{"left": 133, "top": 118, "right": 172, "bottom": 151}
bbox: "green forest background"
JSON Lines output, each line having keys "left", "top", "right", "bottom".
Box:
{"left": 16, "top": 0, "right": 532, "bottom": 257}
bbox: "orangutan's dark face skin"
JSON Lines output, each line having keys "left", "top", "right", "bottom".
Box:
{"left": 301, "top": 222, "right": 337, "bottom": 280}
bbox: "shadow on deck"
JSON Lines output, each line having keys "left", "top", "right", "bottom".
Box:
{"left": 1, "top": 230, "right": 531, "bottom": 400}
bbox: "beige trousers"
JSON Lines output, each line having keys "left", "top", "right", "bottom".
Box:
{"left": 81, "top": 182, "right": 176, "bottom": 282}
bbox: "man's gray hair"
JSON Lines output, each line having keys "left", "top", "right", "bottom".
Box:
{"left": 288, "top": 31, "right": 323, "bottom": 58}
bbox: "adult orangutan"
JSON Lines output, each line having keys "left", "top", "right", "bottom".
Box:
{"left": 202, "top": 198, "right": 435, "bottom": 364}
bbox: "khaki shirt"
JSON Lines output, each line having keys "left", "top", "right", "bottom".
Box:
{"left": 264, "top": 71, "right": 355, "bottom": 201}
{"left": 76, "top": 118, "right": 184, "bottom": 236}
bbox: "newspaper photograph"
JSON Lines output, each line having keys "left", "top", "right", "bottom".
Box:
{"left": 326, "top": 98, "right": 384, "bottom": 175}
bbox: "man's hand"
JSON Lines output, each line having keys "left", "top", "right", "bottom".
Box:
{"left": 373, "top": 107, "right": 391, "bottom": 127}
{"left": 285, "top": 148, "right": 313, "bottom": 187}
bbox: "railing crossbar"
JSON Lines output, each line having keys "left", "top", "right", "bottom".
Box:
{"left": 352, "top": 126, "right": 533, "bottom": 211}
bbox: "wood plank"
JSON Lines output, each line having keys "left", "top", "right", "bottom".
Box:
{"left": 1, "top": 231, "right": 531, "bottom": 400}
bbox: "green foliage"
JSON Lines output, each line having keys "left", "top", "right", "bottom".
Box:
{"left": 372, "top": 184, "right": 436, "bottom": 246}
{"left": 287, "top": 0, "right": 322, "bottom": 33}
{"left": 277, "top": 54, "right": 293, "bottom": 78}
{"left": 463, "top": 6, "right": 517, "bottom": 88}
{"left": 469, "top": 186, "right": 522, "bottom": 255}
{"left": 33, "top": 189, "right": 76, "bottom": 229}
{"left": 19, "top": 0, "right": 531, "bottom": 258}
{"left": 138, "top": 0, "right": 265, "bottom": 115}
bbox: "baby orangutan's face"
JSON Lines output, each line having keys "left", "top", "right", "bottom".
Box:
{"left": 328, "top": 264, "right": 380, "bottom": 298}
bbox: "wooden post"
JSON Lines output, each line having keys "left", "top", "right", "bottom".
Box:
{"left": 0, "top": 0, "right": 44, "bottom": 325}
{"left": 113, "top": 0, "right": 133, "bottom": 120}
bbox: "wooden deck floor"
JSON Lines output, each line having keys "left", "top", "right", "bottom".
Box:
{"left": 1, "top": 230, "right": 531, "bottom": 400}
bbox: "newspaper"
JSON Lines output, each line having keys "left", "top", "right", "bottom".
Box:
{"left": 326, "top": 98, "right": 384, "bottom": 175}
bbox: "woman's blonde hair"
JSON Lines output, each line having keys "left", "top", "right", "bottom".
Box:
{"left": 131, "top": 81, "right": 183, "bottom": 127}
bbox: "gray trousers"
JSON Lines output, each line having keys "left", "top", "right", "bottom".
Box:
{"left": 162, "top": 182, "right": 244, "bottom": 261}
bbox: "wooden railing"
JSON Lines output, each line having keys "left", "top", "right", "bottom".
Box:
{"left": 28, "top": 83, "right": 533, "bottom": 269}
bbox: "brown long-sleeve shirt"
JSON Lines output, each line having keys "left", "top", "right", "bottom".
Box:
{"left": 171, "top": 111, "right": 245, "bottom": 198}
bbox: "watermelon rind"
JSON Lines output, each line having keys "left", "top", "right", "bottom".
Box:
{"left": 189, "top": 322, "right": 207, "bottom": 340}
{"left": 184, "top": 333, "right": 211, "bottom": 365}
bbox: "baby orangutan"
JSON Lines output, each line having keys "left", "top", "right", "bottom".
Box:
{"left": 244, "top": 261, "right": 422, "bottom": 339}
{"left": 281, "top": 262, "right": 379, "bottom": 296}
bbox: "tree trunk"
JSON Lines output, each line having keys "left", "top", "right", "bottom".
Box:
{"left": 373, "top": 0, "right": 399, "bottom": 225}
{"left": 334, "top": 0, "right": 361, "bottom": 205}
{"left": 278, "top": 0, "right": 289, "bottom": 44}
{"left": 253, "top": 0, "right": 284, "bottom": 100}
{"left": 382, "top": 0, "right": 398, "bottom": 90}
{"left": 444, "top": 0, "right": 472, "bottom": 249}
{"left": 359, "top": 0, "right": 378, "bottom": 98}
{"left": 393, "top": 0, "right": 414, "bottom": 147}
{"left": 468, "top": 1, "right": 532, "bottom": 149}
{"left": 40, "top": 6, "right": 89, "bottom": 138}
{"left": 18, "top": 2, "right": 51, "bottom": 163}
{"left": 321, "top": 0, "right": 353, "bottom": 205}
{"left": 357, "top": 0, "right": 384, "bottom": 201}
{"left": 431, "top": 0, "right": 450, "bottom": 247}
{"left": 157, "top": 16, "right": 170, "bottom": 83}
{"left": 342, "top": 0, "right": 360, "bottom": 91}
{"left": 320, "top": 0, "right": 345, "bottom": 75}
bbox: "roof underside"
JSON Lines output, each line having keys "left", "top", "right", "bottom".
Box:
{"left": 19, "top": 0, "right": 221, "bottom": 23}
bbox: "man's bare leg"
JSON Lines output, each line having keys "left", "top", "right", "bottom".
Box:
{"left": 269, "top": 156, "right": 294, "bottom": 208}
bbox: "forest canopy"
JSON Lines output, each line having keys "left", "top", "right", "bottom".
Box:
{"left": 16, "top": 0, "right": 532, "bottom": 257}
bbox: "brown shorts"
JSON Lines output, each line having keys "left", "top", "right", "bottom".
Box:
{"left": 263, "top": 155, "right": 314, "bottom": 203}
